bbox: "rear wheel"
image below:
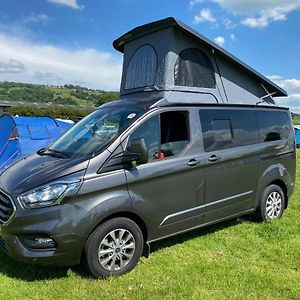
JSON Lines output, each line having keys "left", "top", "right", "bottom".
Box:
{"left": 255, "top": 184, "right": 285, "bottom": 221}
{"left": 84, "top": 217, "right": 144, "bottom": 278}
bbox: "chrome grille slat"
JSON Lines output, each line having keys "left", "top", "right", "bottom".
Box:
{"left": 0, "top": 196, "right": 11, "bottom": 207}
{"left": 0, "top": 207, "right": 11, "bottom": 214}
{"left": 0, "top": 191, "right": 14, "bottom": 224}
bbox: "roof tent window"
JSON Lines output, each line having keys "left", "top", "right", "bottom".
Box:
{"left": 125, "top": 45, "right": 157, "bottom": 90}
{"left": 174, "top": 48, "right": 216, "bottom": 88}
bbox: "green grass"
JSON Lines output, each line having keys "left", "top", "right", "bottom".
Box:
{"left": 0, "top": 155, "right": 300, "bottom": 299}
{"left": 292, "top": 113, "right": 300, "bottom": 125}
{"left": 49, "top": 88, "right": 94, "bottom": 106}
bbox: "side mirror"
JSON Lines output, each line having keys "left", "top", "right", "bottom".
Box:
{"left": 125, "top": 138, "right": 148, "bottom": 166}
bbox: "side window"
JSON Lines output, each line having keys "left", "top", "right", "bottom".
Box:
{"left": 257, "top": 111, "right": 290, "bottom": 142}
{"left": 127, "top": 111, "right": 189, "bottom": 162}
{"left": 127, "top": 116, "right": 159, "bottom": 161}
{"left": 199, "top": 109, "right": 259, "bottom": 152}
{"left": 212, "top": 119, "right": 233, "bottom": 141}
{"left": 232, "top": 110, "right": 259, "bottom": 147}
{"left": 160, "top": 111, "right": 190, "bottom": 157}
{"left": 211, "top": 118, "right": 233, "bottom": 150}
{"left": 125, "top": 45, "right": 157, "bottom": 90}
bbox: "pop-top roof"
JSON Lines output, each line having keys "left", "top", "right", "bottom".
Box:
{"left": 113, "top": 17, "right": 287, "bottom": 98}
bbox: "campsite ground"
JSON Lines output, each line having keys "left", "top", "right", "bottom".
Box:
{"left": 0, "top": 153, "right": 299, "bottom": 299}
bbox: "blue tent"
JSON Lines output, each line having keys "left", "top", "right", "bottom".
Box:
{"left": 294, "top": 126, "right": 300, "bottom": 148}
{"left": 0, "top": 115, "right": 73, "bottom": 173}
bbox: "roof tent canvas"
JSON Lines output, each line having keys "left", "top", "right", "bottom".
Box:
{"left": 113, "top": 17, "right": 287, "bottom": 106}
{"left": 0, "top": 115, "right": 72, "bottom": 173}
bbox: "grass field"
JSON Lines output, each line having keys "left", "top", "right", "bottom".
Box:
{"left": 293, "top": 115, "right": 300, "bottom": 125}
{"left": 0, "top": 155, "right": 299, "bottom": 299}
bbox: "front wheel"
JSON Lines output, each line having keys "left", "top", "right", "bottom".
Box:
{"left": 84, "top": 217, "right": 144, "bottom": 278}
{"left": 255, "top": 184, "right": 285, "bottom": 221}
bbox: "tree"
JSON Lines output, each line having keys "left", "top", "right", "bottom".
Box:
{"left": 95, "top": 92, "right": 119, "bottom": 107}
{"left": 5, "top": 106, "right": 94, "bottom": 122}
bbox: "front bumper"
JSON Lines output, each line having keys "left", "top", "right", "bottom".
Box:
{"left": 0, "top": 200, "right": 90, "bottom": 266}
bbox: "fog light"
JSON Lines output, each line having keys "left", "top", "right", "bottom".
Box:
{"left": 35, "top": 238, "right": 55, "bottom": 246}
{"left": 19, "top": 235, "right": 57, "bottom": 250}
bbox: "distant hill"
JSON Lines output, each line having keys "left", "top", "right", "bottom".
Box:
{"left": 0, "top": 81, "right": 119, "bottom": 107}
{"left": 291, "top": 112, "right": 300, "bottom": 125}
{"left": 4, "top": 81, "right": 299, "bottom": 125}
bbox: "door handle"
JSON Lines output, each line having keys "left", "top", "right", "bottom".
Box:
{"left": 208, "top": 155, "right": 221, "bottom": 162}
{"left": 187, "top": 159, "right": 200, "bottom": 167}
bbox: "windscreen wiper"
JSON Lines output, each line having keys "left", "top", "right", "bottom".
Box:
{"left": 37, "top": 148, "right": 70, "bottom": 159}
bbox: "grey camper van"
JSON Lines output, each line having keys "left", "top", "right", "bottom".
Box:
{"left": 0, "top": 18, "right": 296, "bottom": 278}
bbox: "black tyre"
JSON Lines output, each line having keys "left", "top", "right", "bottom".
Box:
{"left": 84, "top": 217, "right": 144, "bottom": 278}
{"left": 255, "top": 184, "right": 285, "bottom": 221}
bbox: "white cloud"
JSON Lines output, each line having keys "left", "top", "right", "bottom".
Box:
{"left": 269, "top": 76, "right": 300, "bottom": 94}
{"left": 202, "top": 1, "right": 300, "bottom": 28}
{"left": 22, "top": 13, "right": 52, "bottom": 24}
{"left": 268, "top": 75, "right": 300, "bottom": 113}
{"left": 33, "top": 71, "right": 63, "bottom": 85}
{"left": 276, "top": 94, "right": 300, "bottom": 114}
{"left": 189, "top": 0, "right": 203, "bottom": 9}
{"left": 211, "top": 0, "right": 300, "bottom": 14}
{"left": 241, "top": 7, "right": 290, "bottom": 28}
{"left": 214, "top": 36, "right": 225, "bottom": 46}
{"left": 282, "top": 79, "right": 300, "bottom": 93}
{"left": 0, "top": 33, "right": 122, "bottom": 90}
{"left": 268, "top": 75, "right": 282, "bottom": 81}
{"left": 194, "top": 8, "right": 216, "bottom": 23}
{"left": 47, "top": 0, "right": 84, "bottom": 10}
{"left": 0, "top": 59, "right": 25, "bottom": 73}
{"left": 230, "top": 33, "right": 236, "bottom": 41}
{"left": 242, "top": 17, "right": 265, "bottom": 28}
{"left": 223, "top": 18, "right": 236, "bottom": 29}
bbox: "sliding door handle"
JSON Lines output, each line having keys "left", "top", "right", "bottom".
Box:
{"left": 187, "top": 159, "right": 201, "bottom": 167}
{"left": 208, "top": 155, "right": 221, "bottom": 162}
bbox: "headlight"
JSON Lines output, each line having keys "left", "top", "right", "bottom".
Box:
{"left": 18, "top": 180, "right": 82, "bottom": 209}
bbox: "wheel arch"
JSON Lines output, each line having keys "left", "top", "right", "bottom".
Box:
{"left": 80, "top": 211, "right": 149, "bottom": 262}
{"left": 98, "top": 211, "right": 148, "bottom": 242}
{"left": 256, "top": 163, "right": 291, "bottom": 210}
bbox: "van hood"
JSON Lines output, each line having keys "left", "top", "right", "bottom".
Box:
{"left": 0, "top": 153, "right": 89, "bottom": 198}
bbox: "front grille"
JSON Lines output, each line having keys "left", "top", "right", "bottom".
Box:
{"left": 0, "top": 191, "right": 14, "bottom": 224}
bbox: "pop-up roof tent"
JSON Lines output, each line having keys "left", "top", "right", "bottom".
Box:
{"left": 113, "top": 17, "right": 287, "bottom": 106}
{"left": 0, "top": 115, "right": 73, "bottom": 173}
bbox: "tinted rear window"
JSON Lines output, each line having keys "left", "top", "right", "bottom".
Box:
{"left": 199, "top": 109, "right": 259, "bottom": 151}
{"left": 257, "top": 111, "right": 290, "bottom": 142}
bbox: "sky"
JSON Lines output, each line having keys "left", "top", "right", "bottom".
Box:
{"left": 0, "top": 0, "right": 300, "bottom": 111}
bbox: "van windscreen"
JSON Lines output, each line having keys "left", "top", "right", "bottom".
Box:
{"left": 47, "top": 107, "right": 143, "bottom": 158}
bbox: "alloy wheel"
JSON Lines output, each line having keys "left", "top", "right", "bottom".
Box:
{"left": 98, "top": 228, "right": 136, "bottom": 271}
{"left": 266, "top": 191, "right": 282, "bottom": 219}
